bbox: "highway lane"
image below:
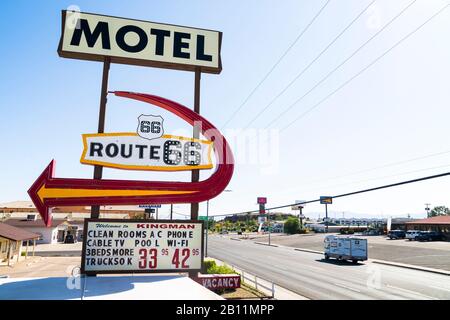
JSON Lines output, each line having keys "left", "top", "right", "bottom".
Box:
{"left": 208, "top": 235, "right": 450, "bottom": 300}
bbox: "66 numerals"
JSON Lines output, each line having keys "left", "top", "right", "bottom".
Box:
{"left": 138, "top": 248, "right": 200, "bottom": 269}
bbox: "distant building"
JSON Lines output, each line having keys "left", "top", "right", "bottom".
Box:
{"left": 0, "top": 222, "right": 40, "bottom": 266}
{"left": 390, "top": 217, "right": 418, "bottom": 231}
{"left": 405, "top": 216, "right": 450, "bottom": 240}
{"left": 3, "top": 216, "right": 66, "bottom": 244}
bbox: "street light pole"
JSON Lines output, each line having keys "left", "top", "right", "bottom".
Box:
{"left": 425, "top": 203, "right": 431, "bottom": 218}
{"left": 204, "top": 190, "right": 232, "bottom": 258}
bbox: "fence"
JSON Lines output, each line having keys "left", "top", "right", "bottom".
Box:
{"left": 229, "top": 263, "right": 275, "bottom": 299}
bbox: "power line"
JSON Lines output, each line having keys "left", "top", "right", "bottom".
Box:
{"left": 220, "top": 0, "right": 332, "bottom": 129}
{"left": 279, "top": 1, "right": 448, "bottom": 133}
{"left": 243, "top": 0, "right": 377, "bottom": 128}
{"left": 292, "top": 163, "right": 450, "bottom": 196}
{"left": 297, "top": 148, "right": 450, "bottom": 186}
{"left": 266, "top": 0, "right": 418, "bottom": 131}
{"left": 211, "top": 170, "right": 450, "bottom": 217}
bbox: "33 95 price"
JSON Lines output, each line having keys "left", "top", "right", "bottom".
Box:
{"left": 138, "top": 248, "right": 200, "bottom": 269}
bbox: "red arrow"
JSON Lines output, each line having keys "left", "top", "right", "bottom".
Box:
{"left": 28, "top": 92, "right": 234, "bottom": 227}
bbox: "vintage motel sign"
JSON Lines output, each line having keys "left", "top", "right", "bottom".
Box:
{"left": 28, "top": 93, "right": 234, "bottom": 227}
{"left": 58, "top": 11, "right": 222, "bottom": 74}
{"left": 81, "top": 131, "right": 213, "bottom": 171}
{"left": 81, "top": 219, "right": 204, "bottom": 274}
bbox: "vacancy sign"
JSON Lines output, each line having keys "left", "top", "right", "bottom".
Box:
{"left": 58, "top": 11, "right": 222, "bottom": 73}
{"left": 81, "top": 219, "right": 204, "bottom": 274}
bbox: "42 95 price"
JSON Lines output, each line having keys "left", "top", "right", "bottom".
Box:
{"left": 138, "top": 248, "right": 200, "bottom": 269}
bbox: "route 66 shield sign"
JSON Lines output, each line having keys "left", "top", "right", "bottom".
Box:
{"left": 137, "top": 115, "right": 164, "bottom": 140}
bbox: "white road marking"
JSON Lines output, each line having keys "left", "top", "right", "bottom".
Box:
{"left": 333, "top": 283, "right": 362, "bottom": 293}
{"left": 386, "top": 284, "right": 438, "bottom": 300}
{"left": 427, "top": 285, "right": 450, "bottom": 293}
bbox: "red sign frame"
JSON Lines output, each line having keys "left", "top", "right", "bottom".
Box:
{"left": 28, "top": 92, "right": 234, "bottom": 226}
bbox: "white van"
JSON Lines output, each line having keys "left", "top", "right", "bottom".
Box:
{"left": 405, "top": 230, "right": 421, "bottom": 241}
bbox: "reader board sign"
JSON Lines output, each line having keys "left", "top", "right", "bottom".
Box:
{"left": 81, "top": 219, "right": 204, "bottom": 274}
{"left": 81, "top": 133, "right": 213, "bottom": 171}
{"left": 58, "top": 11, "right": 222, "bottom": 74}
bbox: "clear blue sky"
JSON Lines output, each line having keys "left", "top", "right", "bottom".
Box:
{"left": 1, "top": 0, "right": 450, "bottom": 219}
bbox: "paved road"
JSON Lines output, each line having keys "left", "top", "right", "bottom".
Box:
{"left": 237, "top": 233, "right": 450, "bottom": 271}
{"left": 208, "top": 236, "right": 450, "bottom": 300}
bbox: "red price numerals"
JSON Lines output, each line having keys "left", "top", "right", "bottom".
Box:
{"left": 172, "top": 248, "right": 190, "bottom": 269}
{"left": 138, "top": 248, "right": 198, "bottom": 270}
{"left": 138, "top": 248, "right": 157, "bottom": 269}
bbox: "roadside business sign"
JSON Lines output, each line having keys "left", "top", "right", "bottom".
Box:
{"left": 28, "top": 93, "right": 234, "bottom": 227}
{"left": 58, "top": 11, "right": 222, "bottom": 74}
{"left": 292, "top": 200, "right": 306, "bottom": 210}
{"left": 257, "top": 216, "right": 266, "bottom": 224}
{"left": 320, "top": 196, "right": 333, "bottom": 205}
{"left": 81, "top": 133, "right": 213, "bottom": 171}
{"left": 257, "top": 197, "right": 267, "bottom": 204}
{"left": 197, "top": 274, "right": 241, "bottom": 290}
{"left": 81, "top": 219, "right": 204, "bottom": 274}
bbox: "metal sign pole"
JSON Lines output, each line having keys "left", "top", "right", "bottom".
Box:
{"left": 190, "top": 68, "right": 201, "bottom": 221}
{"left": 190, "top": 67, "right": 201, "bottom": 280}
{"left": 205, "top": 200, "right": 209, "bottom": 257}
{"left": 91, "top": 57, "right": 111, "bottom": 219}
{"left": 325, "top": 204, "right": 329, "bottom": 233}
{"left": 299, "top": 206, "right": 303, "bottom": 229}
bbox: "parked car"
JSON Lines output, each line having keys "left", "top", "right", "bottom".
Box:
{"left": 387, "top": 230, "right": 406, "bottom": 239}
{"left": 415, "top": 231, "right": 444, "bottom": 242}
{"left": 64, "top": 234, "right": 77, "bottom": 244}
{"left": 405, "top": 230, "right": 422, "bottom": 241}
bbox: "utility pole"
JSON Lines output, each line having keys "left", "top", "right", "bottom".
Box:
{"left": 425, "top": 203, "right": 431, "bottom": 218}
{"left": 267, "top": 209, "right": 271, "bottom": 246}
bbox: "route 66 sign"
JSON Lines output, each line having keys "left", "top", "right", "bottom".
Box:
{"left": 80, "top": 114, "right": 213, "bottom": 171}
{"left": 137, "top": 115, "right": 164, "bottom": 140}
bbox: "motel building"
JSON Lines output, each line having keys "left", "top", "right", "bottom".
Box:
{"left": 0, "top": 222, "right": 40, "bottom": 266}
{"left": 405, "top": 216, "right": 450, "bottom": 240}
{"left": 0, "top": 201, "right": 144, "bottom": 244}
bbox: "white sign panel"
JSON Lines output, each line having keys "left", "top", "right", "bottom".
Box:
{"left": 81, "top": 133, "right": 213, "bottom": 171}
{"left": 81, "top": 219, "right": 204, "bottom": 274}
{"left": 292, "top": 200, "right": 306, "bottom": 210}
{"left": 59, "top": 11, "right": 222, "bottom": 74}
